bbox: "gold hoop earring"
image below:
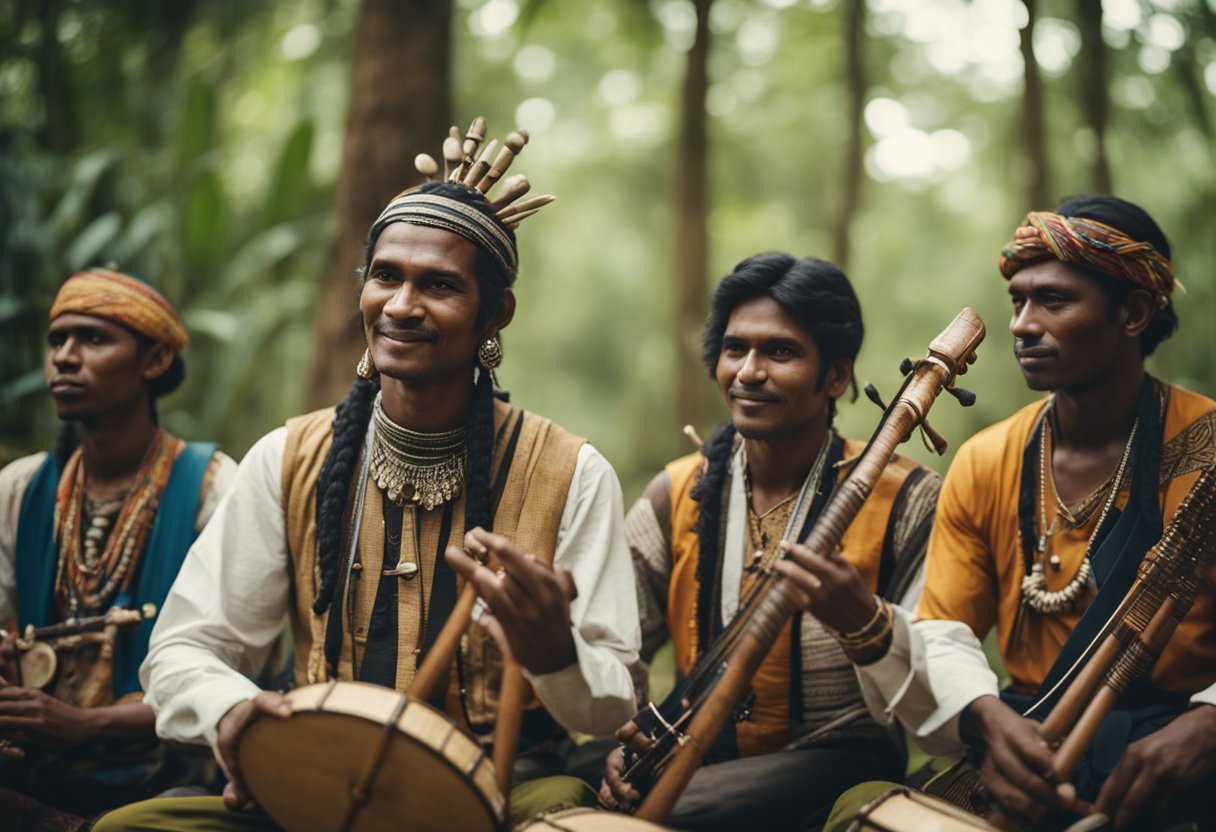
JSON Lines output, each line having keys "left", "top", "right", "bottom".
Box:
{"left": 356, "top": 348, "right": 374, "bottom": 379}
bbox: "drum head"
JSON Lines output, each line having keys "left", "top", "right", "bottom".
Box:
{"left": 239, "top": 682, "right": 504, "bottom": 832}
{"left": 520, "top": 808, "right": 675, "bottom": 831}
{"left": 19, "top": 642, "right": 57, "bottom": 690}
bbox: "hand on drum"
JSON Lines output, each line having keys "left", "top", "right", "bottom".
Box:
{"left": 445, "top": 527, "right": 579, "bottom": 676}
{"left": 216, "top": 691, "right": 292, "bottom": 812}
{"left": 598, "top": 720, "right": 650, "bottom": 812}
{"left": 775, "top": 542, "right": 879, "bottom": 634}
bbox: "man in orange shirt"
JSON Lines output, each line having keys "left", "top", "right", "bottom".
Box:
{"left": 783, "top": 195, "right": 1216, "bottom": 831}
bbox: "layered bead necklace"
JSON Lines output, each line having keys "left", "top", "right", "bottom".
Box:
{"left": 1020, "top": 404, "right": 1138, "bottom": 615}
{"left": 369, "top": 392, "right": 467, "bottom": 510}
{"left": 53, "top": 429, "right": 183, "bottom": 618}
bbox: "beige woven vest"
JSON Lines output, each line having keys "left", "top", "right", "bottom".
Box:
{"left": 280, "top": 399, "right": 584, "bottom": 729}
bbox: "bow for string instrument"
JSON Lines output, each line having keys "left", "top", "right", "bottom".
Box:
{"left": 625, "top": 307, "right": 986, "bottom": 823}
{"left": 982, "top": 464, "right": 1216, "bottom": 831}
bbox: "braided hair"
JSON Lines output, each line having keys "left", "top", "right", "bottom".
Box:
{"left": 691, "top": 253, "right": 864, "bottom": 574}
{"left": 1055, "top": 195, "right": 1178, "bottom": 357}
{"left": 312, "top": 182, "right": 515, "bottom": 615}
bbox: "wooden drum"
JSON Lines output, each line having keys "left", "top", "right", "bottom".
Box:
{"left": 517, "top": 808, "right": 675, "bottom": 831}
{"left": 238, "top": 681, "right": 505, "bottom": 832}
{"left": 851, "top": 789, "right": 994, "bottom": 832}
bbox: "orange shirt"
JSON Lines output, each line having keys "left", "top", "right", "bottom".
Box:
{"left": 665, "top": 439, "right": 933, "bottom": 756}
{"left": 918, "top": 384, "right": 1216, "bottom": 695}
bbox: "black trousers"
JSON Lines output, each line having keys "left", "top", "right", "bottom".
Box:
{"left": 664, "top": 735, "right": 903, "bottom": 832}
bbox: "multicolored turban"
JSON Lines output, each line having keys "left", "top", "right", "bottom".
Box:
{"left": 49, "top": 269, "right": 189, "bottom": 352}
{"left": 998, "top": 211, "right": 1180, "bottom": 300}
{"left": 369, "top": 188, "right": 518, "bottom": 282}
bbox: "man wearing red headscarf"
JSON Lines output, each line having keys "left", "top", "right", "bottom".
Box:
{"left": 784, "top": 196, "right": 1216, "bottom": 831}
{"left": 0, "top": 269, "right": 236, "bottom": 827}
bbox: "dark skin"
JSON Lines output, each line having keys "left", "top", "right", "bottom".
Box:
{"left": 216, "top": 223, "right": 580, "bottom": 811}
{"left": 0, "top": 313, "right": 173, "bottom": 750}
{"left": 600, "top": 296, "right": 852, "bottom": 812}
{"left": 784, "top": 260, "right": 1216, "bottom": 829}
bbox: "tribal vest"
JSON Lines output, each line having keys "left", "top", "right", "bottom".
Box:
{"left": 280, "top": 401, "right": 584, "bottom": 732}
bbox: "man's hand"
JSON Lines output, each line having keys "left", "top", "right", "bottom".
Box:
{"left": 1095, "top": 704, "right": 1216, "bottom": 830}
{"left": 0, "top": 685, "right": 98, "bottom": 750}
{"left": 960, "top": 695, "right": 1075, "bottom": 826}
{"left": 598, "top": 721, "right": 650, "bottom": 812}
{"left": 215, "top": 691, "right": 292, "bottom": 813}
{"left": 775, "top": 542, "right": 878, "bottom": 634}
{"left": 444, "top": 527, "right": 579, "bottom": 676}
{"left": 0, "top": 631, "right": 19, "bottom": 685}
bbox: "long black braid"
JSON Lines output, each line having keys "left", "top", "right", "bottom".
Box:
{"left": 689, "top": 421, "right": 737, "bottom": 634}
{"left": 312, "top": 182, "right": 514, "bottom": 615}
{"left": 311, "top": 375, "right": 379, "bottom": 614}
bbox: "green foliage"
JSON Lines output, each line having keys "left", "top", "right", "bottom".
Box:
{"left": 2, "top": 0, "right": 1214, "bottom": 494}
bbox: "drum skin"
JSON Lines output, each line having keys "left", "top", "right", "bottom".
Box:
{"left": 238, "top": 681, "right": 505, "bottom": 832}
{"left": 855, "top": 789, "right": 994, "bottom": 832}
{"left": 18, "top": 641, "right": 57, "bottom": 690}
{"left": 519, "top": 808, "right": 675, "bottom": 831}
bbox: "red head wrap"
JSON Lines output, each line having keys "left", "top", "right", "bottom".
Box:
{"left": 998, "top": 211, "right": 1180, "bottom": 301}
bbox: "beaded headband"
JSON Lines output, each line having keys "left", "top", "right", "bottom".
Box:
{"left": 370, "top": 117, "right": 556, "bottom": 284}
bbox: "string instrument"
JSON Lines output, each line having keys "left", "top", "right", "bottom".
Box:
{"left": 0, "top": 603, "right": 156, "bottom": 760}
{"left": 984, "top": 463, "right": 1216, "bottom": 831}
{"left": 624, "top": 308, "right": 986, "bottom": 823}
{"left": 237, "top": 564, "right": 524, "bottom": 831}
{"left": 9, "top": 603, "right": 156, "bottom": 692}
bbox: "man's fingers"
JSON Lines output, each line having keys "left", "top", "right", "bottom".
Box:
{"left": 774, "top": 562, "right": 816, "bottom": 608}
{"left": 445, "top": 544, "right": 482, "bottom": 582}
{"left": 555, "top": 565, "right": 578, "bottom": 603}
{"left": 250, "top": 691, "right": 292, "bottom": 719}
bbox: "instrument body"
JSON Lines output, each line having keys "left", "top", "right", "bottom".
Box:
{"left": 238, "top": 680, "right": 505, "bottom": 832}
{"left": 519, "top": 808, "right": 675, "bottom": 831}
{"left": 851, "top": 789, "right": 994, "bottom": 832}
{"left": 633, "top": 308, "right": 986, "bottom": 821}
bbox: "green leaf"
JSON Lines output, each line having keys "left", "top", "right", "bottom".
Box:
{"left": 65, "top": 212, "right": 123, "bottom": 271}
{"left": 182, "top": 169, "right": 229, "bottom": 279}
{"left": 262, "top": 119, "right": 315, "bottom": 229}
{"left": 176, "top": 78, "right": 217, "bottom": 174}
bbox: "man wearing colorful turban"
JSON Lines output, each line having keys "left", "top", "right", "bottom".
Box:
{"left": 96, "top": 120, "right": 640, "bottom": 832}
{"left": 0, "top": 269, "right": 237, "bottom": 824}
{"left": 816, "top": 195, "right": 1216, "bottom": 831}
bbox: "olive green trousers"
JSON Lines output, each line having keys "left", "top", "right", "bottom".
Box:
{"left": 92, "top": 775, "right": 597, "bottom": 830}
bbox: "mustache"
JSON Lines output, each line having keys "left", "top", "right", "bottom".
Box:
{"left": 1013, "top": 338, "right": 1058, "bottom": 359}
{"left": 375, "top": 320, "right": 439, "bottom": 341}
{"left": 729, "top": 384, "right": 781, "bottom": 402}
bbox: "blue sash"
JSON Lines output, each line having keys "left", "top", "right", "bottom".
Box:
{"left": 15, "top": 442, "right": 217, "bottom": 699}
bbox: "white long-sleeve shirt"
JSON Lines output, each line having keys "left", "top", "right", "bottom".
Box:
{"left": 142, "top": 427, "right": 640, "bottom": 760}
{"left": 854, "top": 606, "right": 1216, "bottom": 757}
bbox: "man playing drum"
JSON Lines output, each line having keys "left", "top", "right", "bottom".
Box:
{"left": 783, "top": 196, "right": 1216, "bottom": 831}
{"left": 0, "top": 270, "right": 236, "bottom": 827}
{"left": 600, "top": 254, "right": 940, "bottom": 830}
{"left": 95, "top": 120, "right": 640, "bottom": 830}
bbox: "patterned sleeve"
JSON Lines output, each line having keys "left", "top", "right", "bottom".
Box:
{"left": 883, "top": 467, "right": 942, "bottom": 610}
{"left": 624, "top": 470, "right": 674, "bottom": 704}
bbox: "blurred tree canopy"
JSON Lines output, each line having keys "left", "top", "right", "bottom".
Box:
{"left": 2, "top": 0, "right": 1214, "bottom": 500}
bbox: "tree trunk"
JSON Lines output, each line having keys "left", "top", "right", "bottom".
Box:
{"left": 1019, "top": 0, "right": 1050, "bottom": 209}
{"left": 307, "top": 0, "right": 452, "bottom": 409}
{"left": 1077, "top": 0, "right": 1111, "bottom": 192}
{"left": 675, "top": 0, "right": 713, "bottom": 430}
{"left": 833, "top": 0, "right": 866, "bottom": 270}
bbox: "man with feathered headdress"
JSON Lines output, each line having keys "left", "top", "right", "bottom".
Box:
{"left": 96, "top": 122, "right": 640, "bottom": 831}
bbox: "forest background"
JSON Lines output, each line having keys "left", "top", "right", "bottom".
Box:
{"left": 2, "top": 0, "right": 1214, "bottom": 505}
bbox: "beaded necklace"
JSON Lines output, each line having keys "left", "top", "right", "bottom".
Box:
{"left": 53, "top": 429, "right": 183, "bottom": 618}
{"left": 1020, "top": 403, "right": 1137, "bottom": 615}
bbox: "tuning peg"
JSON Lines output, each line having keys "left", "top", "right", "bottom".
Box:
{"left": 899, "top": 357, "right": 914, "bottom": 376}
{"left": 947, "top": 386, "right": 977, "bottom": 407}
{"left": 919, "top": 419, "right": 949, "bottom": 455}
{"left": 864, "top": 383, "right": 888, "bottom": 411}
